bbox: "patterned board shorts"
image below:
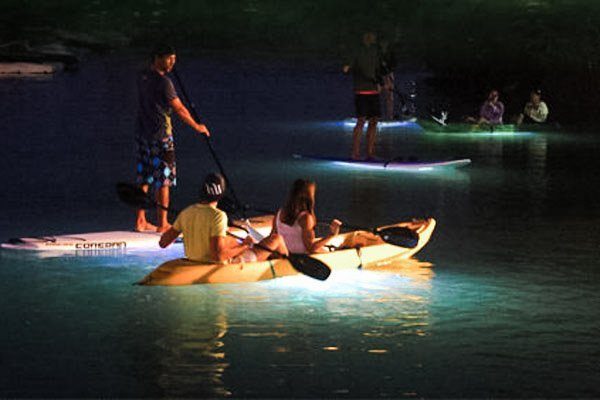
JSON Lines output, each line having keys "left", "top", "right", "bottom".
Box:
{"left": 136, "top": 136, "right": 176, "bottom": 188}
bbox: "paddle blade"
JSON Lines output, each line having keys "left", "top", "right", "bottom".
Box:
{"left": 116, "top": 182, "right": 152, "bottom": 209}
{"left": 376, "top": 226, "right": 420, "bottom": 248}
{"left": 287, "top": 253, "right": 331, "bottom": 281}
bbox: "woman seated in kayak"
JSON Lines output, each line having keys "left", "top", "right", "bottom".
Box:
{"left": 466, "top": 89, "right": 505, "bottom": 125}
{"left": 159, "top": 173, "right": 288, "bottom": 263}
{"left": 273, "top": 179, "right": 342, "bottom": 254}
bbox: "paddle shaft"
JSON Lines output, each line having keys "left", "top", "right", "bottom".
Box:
{"left": 171, "top": 67, "right": 244, "bottom": 214}
{"left": 226, "top": 229, "right": 285, "bottom": 258}
{"left": 224, "top": 203, "right": 408, "bottom": 237}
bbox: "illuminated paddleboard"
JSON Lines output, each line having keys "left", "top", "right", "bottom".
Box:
{"left": 293, "top": 154, "right": 471, "bottom": 171}
{"left": 1, "top": 231, "right": 173, "bottom": 252}
{"left": 1, "top": 215, "right": 274, "bottom": 253}
{"left": 418, "top": 120, "right": 537, "bottom": 137}
{"left": 343, "top": 118, "right": 420, "bottom": 129}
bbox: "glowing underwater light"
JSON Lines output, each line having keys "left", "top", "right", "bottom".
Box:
{"left": 268, "top": 269, "right": 410, "bottom": 292}
{"left": 331, "top": 161, "right": 438, "bottom": 172}
{"left": 342, "top": 118, "right": 421, "bottom": 129}
{"left": 430, "top": 131, "right": 535, "bottom": 138}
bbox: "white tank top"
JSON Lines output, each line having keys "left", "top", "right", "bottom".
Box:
{"left": 276, "top": 210, "right": 308, "bottom": 254}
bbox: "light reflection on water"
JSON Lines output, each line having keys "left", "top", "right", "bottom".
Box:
{"left": 2, "top": 54, "right": 600, "bottom": 398}
{"left": 70, "top": 255, "right": 435, "bottom": 397}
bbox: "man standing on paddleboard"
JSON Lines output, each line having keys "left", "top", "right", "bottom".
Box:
{"left": 135, "top": 44, "right": 210, "bottom": 232}
{"left": 343, "top": 31, "right": 382, "bottom": 160}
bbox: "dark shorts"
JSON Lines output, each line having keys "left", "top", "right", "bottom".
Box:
{"left": 354, "top": 93, "right": 381, "bottom": 119}
{"left": 136, "top": 136, "right": 176, "bottom": 188}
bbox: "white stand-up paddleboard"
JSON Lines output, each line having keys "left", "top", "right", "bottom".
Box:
{"left": 343, "top": 117, "right": 420, "bottom": 129}
{"left": 1, "top": 215, "right": 274, "bottom": 253}
{"left": 1, "top": 231, "right": 169, "bottom": 252}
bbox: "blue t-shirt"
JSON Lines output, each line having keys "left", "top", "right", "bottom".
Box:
{"left": 136, "top": 68, "right": 178, "bottom": 142}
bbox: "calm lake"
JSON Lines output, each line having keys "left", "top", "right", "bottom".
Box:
{"left": 0, "top": 52, "right": 599, "bottom": 398}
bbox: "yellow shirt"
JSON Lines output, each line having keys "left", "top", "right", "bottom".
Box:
{"left": 173, "top": 203, "right": 228, "bottom": 263}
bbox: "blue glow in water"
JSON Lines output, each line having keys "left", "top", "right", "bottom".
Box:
{"left": 427, "top": 130, "right": 535, "bottom": 138}
{"left": 1, "top": 54, "right": 600, "bottom": 398}
{"left": 331, "top": 160, "right": 435, "bottom": 172}
{"left": 342, "top": 118, "right": 422, "bottom": 129}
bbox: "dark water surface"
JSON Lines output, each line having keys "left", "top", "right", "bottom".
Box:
{"left": 1, "top": 53, "right": 599, "bottom": 398}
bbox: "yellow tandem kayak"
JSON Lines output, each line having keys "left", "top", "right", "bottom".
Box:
{"left": 138, "top": 218, "right": 436, "bottom": 286}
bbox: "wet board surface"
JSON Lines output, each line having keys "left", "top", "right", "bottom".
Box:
{"left": 293, "top": 154, "right": 471, "bottom": 171}
{"left": 1, "top": 215, "right": 274, "bottom": 253}
{"left": 1, "top": 231, "right": 170, "bottom": 252}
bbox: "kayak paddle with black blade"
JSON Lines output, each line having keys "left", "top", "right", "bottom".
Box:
{"left": 371, "top": 226, "right": 419, "bottom": 248}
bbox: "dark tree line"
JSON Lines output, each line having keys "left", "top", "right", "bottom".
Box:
{"left": 2, "top": 0, "right": 598, "bottom": 126}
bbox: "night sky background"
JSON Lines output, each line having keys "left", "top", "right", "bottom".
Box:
{"left": 2, "top": 0, "right": 600, "bottom": 126}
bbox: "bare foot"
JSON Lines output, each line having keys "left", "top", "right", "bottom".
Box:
{"left": 136, "top": 222, "right": 158, "bottom": 232}
{"left": 156, "top": 224, "right": 172, "bottom": 233}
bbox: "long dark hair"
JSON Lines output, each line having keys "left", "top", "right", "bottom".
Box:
{"left": 281, "top": 179, "right": 315, "bottom": 226}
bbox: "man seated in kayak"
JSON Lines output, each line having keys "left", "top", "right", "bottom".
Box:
{"left": 272, "top": 179, "right": 342, "bottom": 254}
{"left": 159, "top": 173, "right": 288, "bottom": 263}
{"left": 466, "top": 89, "right": 505, "bottom": 125}
{"left": 516, "top": 89, "right": 549, "bottom": 125}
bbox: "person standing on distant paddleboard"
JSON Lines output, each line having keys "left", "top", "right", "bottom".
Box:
{"left": 343, "top": 31, "right": 382, "bottom": 160}
{"left": 135, "top": 44, "right": 210, "bottom": 232}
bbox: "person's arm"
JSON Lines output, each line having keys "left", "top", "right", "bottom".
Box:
{"left": 298, "top": 213, "right": 341, "bottom": 253}
{"left": 497, "top": 102, "right": 505, "bottom": 120}
{"left": 210, "top": 236, "right": 251, "bottom": 262}
{"left": 342, "top": 47, "right": 355, "bottom": 74}
{"left": 159, "top": 227, "right": 181, "bottom": 248}
{"left": 170, "top": 97, "right": 210, "bottom": 137}
{"left": 540, "top": 102, "right": 549, "bottom": 121}
{"left": 208, "top": 211, "right": 251, "bottom": 261}
{"left": 271, "top": 211, "right": 279, "bottom": 234}
{"left": 479, "top": 102, "right": 488, "bottom": 119}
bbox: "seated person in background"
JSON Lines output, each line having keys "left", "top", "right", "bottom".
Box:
{"left": 516, "top": 89, "right": 549, "bottom": 125}
{"left": 159, "top": 173, "right": 288, "bottom": 263}
{"left": 273, "top": 179, "right": 341, "bottom": 254}
{"left": 466, "top": 89, "right": 505, "bottom": 125}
